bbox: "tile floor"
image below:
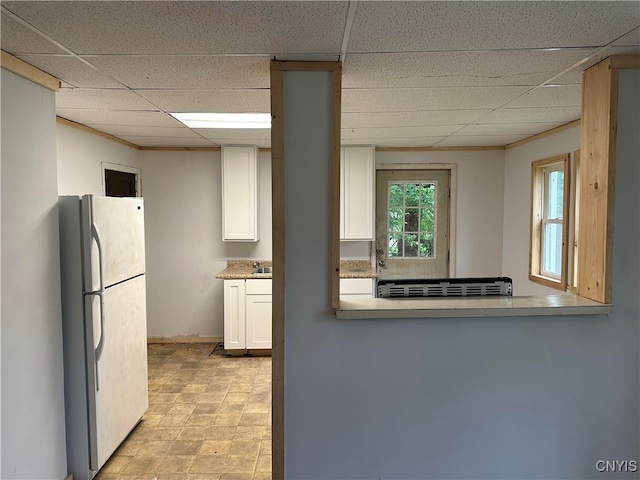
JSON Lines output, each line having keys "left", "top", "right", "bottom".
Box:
{"left": 96, "top": 343, "right": 272, "bottom": 480}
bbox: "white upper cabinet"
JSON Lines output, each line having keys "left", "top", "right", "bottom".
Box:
{"left": 340, "top": 146, "right": 375, "bottom": 240}
{"left": 221, "top": 145, "right": 259, "bottom": 241}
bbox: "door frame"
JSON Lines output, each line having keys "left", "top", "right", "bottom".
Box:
{"left": 376, "top": 163, "right": 457, "bottom": 277}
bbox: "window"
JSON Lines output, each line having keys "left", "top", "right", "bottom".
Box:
{"left": 102, "top": 162, "right": 141, "bottom": 197}
{"left": 388, "top": 182, "right": 436, "bottom": 258}
{"left": 530, "top": 154, "right": 570, "bottom": 290}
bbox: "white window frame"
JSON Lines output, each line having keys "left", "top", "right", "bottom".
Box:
{"left": 530, "top": 154, "right": 570, "bottom": 291}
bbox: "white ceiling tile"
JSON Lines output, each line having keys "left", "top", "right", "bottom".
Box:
{"left": 342, "top": 110, "right": 492, "bottom": 129}
{"left": 84, "top": 124, "right": 202, "bottom": 139}
{"left": 436, "top": 135, "right": 528, "bottom": 147}
{"left": 342, "top": 125, "right": 462, "bottom": 139}
{"left": 504, "top": 85, "right": 582, "bottom": 108}
{"left": 611, "top": 26, "right": 640, "bottom": 47}
{"left": 0, "top": 11, "right": 65, "bottom": 54}
{"left": 56, "top": 88, "right": 159, "bottom": 110}
{"left": 16, "top": 55, "right": 123, "bottom": 88}
{"left": 3, "top": 1, "right": 348, "bottom": 55}
{"left": 455, "top": 122, "right": 566, "bottom": 137}
{"left": 194, "top": 129, "right": 271, "bottom": 141}
{"left": 136, "top": 89, "right": 270, "bottom": 113}
{"left": 342, "top": 137, "right": 444, "bottom": 148}
{"left": 343, "top": 49, "right": 596, "bottom": 88}
{"left": 342, "top": 86, "right": 530, "bottom": 113}
{"left": 475, "top": 106, "right": 581, "bottom": 125}
{"left": 118, "top": 136, "right": 217, "bottom": 148}
{"left": 85, "top": 55, "right": 270, "bottom": 89}
{"left": 56, "top": 109, "right": 183, "bottom": 128}
{"left": 347, "top": 2, "right": 640, "bottom": 52}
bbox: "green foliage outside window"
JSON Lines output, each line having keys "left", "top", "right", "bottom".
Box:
{"left": 388, "top": 182, "right": 436, "bottom": 258}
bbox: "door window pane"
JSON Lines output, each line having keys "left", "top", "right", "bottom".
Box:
{"left": 388, "top": 233, "right": 402, "bottom": 257}
{"left": 419, "top": 232, "right": 434, "bottom": 258}
{"left": 386, "top": 181, "right": 439, "bottom": 259}
{"left": 420, "top": 183, "right": 435, "bottom": 208}
{"left": 389, "top": 184, "right": 404, "bottom": 207}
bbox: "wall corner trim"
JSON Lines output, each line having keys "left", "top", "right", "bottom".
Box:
{"left": 1, "top": 50, "right": 61, "bottom": 91}
{"left": 505, "top": 119, "right": 581, "bottom": 150}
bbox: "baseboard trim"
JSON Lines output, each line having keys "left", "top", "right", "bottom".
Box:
{"left": 147, "top": 336, "right": 223, "bottom": 344}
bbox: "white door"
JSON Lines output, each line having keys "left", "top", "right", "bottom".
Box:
{"left": 376, "top": 170, "right": 450, "bottom": 279}
{"left": 83, "top": 195, "right": 146, "bottom": 290}
{"left": 246, "top": 294, "right": 272, "bottom": 349}
{"left": 87, "top": 275, "right": 148, "bottom": 469}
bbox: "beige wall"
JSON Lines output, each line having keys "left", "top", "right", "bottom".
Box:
{"left": 502, "top": 125, "right": 580, "bottom": 295}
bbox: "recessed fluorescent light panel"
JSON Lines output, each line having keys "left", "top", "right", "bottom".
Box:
{"left": 170, "top": 112, "right": 271, "bottom": 129}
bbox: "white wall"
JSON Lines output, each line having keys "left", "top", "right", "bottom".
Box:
{"left": 139, "top": 149, "right": 272, "bottom": 338}
{"left": 502, "top": 126, "right": 580, "bottom": 295}
{"left": 285, "top": 71, "right": 638, "bottom": 479}
{"left": 1, "top": 69, "right": 67, "bottom": 479}
{"left": 376, "top": 149, "right": 505, "bottom": 278}
{"left": 57, "top": 122, "right": 140, "bottom": 196}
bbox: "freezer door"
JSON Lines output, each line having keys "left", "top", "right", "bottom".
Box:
{"left": 83, "top": 195, "right": 146, "bottom": 290}
{"left": 86, "top": 274, "right": 149, "bottom": 470}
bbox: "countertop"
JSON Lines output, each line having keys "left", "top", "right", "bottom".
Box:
{"left": 215, "top": 260, "right": 377, "bottom": 279}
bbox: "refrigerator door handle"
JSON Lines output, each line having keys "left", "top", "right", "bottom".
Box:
{"left": 91, "top": 223, "right": 106, "bottom": 390}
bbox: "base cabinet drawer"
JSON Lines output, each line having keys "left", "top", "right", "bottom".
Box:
{"left": 224, "top": 279, "right": 271, "bottom": 350}
{"left": 340, "top": 278, "right": 375, "bottom": 297}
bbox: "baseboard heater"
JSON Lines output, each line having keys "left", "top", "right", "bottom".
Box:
{"left": 377, "top": 277, "right": 513, "bottom": 298}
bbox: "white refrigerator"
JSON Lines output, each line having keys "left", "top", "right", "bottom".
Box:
{"left": 59, "top": 195, "right": 149, "bottom": 479}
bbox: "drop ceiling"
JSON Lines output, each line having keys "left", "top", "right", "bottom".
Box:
{"left": 1, "top": 1, "right": 639, "bottom": 149}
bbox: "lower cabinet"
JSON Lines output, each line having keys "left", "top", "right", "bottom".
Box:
{"left": 224, "top": 279, "right": 272, "bottom": 350}
{"left": 340, "top": 278, "right": 376, "bottom": 298}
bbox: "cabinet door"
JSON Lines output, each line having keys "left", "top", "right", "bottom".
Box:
{"left": 224, "top": 280, "right": 246, "bottom": 349}
{"left": 341, "top": 146, "right": 375, "bottom": 240}
{"left": 222, "top": 145, "right": 259, "bottom": 241}
{"left": 246, "top": 294, "right": 272, "bottom": 349}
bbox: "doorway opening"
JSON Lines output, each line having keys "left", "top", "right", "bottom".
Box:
{"left": 102, "top": 162, "right": 141, "bottom": 197}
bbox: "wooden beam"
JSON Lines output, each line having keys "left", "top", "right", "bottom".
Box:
{"left": 608, "top": 54, "right": 640, "bottom": 69}
{"left": 1, "top": 50, "right": 61, "bottom": 91}
{"left": 56, "top": 117, "right": 140, "bottom": 150}
{"left": 271, "top": 60, "right": 342, "bottom": 71}
{"left": 269, "top": 62, "right": 285, "bottom": 480}
{"left": 577, "top": 58, "right": 618, "bottom": 303}
{"left": 270, "top": 60, "right": 341, "bottom": 479}
{"left": 331, "top": 66, "right": 342, "bottom": 310}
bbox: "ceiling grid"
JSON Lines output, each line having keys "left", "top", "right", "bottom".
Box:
{"left": 1, "top": 1, "right": 638, "bottom": 148}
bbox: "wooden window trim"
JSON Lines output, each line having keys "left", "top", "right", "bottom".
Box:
{"left": 529, "top": 154, "right": 570, "bottom": 291}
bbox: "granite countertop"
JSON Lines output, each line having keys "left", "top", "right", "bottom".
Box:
{"left": 215, "top": 260, "right": 273, "bottom": 279}
{"left": 215, "top": 260, "right": 377, "bottom": 279}
{"left": 339, "top": 260, "right": 377, "bottom": 278}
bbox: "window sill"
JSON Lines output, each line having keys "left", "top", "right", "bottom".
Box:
{"left": 529, "top": 273, "right": 565, "bottom": 291}
{"left": 336, "top": 295, "right": 612, "bottom": 319}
